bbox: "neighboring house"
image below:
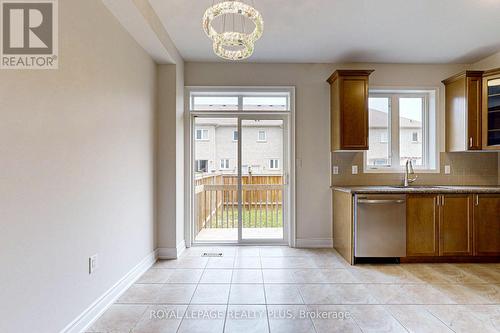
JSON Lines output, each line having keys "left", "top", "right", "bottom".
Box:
{"left": 194, "top": 118, "right": 283, "bottom": 175}
{"left": 368, "top": 108, "right": 423, "bottom": 166}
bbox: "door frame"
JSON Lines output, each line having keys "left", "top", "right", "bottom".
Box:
{"left": 184, "top": 86, "right": 296, "bottom": 247}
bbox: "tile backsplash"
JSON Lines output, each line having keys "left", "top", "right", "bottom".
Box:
{"left": 331, "top": 152, "right": 499, "bottom": 186}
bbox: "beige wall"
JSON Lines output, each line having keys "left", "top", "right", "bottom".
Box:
{"left": 185, "top": 62, "right": 499, "bottom": 242}
{"left": 157, "top": 63, "right": 185, "bottom": 253}
{"left": 0, "top": 1, "right": 156, "bottom": 332}
{"left": 471, "top": 50, "right": 500, "bottom": 71}
{"left": 185, "top": 63, "right": 332, "bottom": 242}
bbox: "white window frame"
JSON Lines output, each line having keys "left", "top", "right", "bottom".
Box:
{"left": 257, "top": 130, "right": 267, "bottom": 142}
{"left": 269, "top": 159, "right": 280, "bottom": 170}
{"left": 364, "top": 89, "right": 438, "bottom": 173}
{"left": 189, "top": 89, "right": 291, "bottom": 112}
{"left": 220, "top": 159, "right": 230, "bottom": 170}
{"left": 195, "top": 159, "right": 208, "bottom": 172}
{"left": 380, "top": 132, "right": 388, "bottom": 143}
{"left": 411, "top": 131, "right": 419, "bottom": 143}
{"left": 195, "top": 128, "right": 209, "bottom": 141}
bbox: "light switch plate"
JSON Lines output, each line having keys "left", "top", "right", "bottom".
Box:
{"left": 89, "top": 254, "right": 98, "bottom": 274}
{"left": 352, "top": 165, "right": 358, "bottom": 174}
{"left": 332, "top": 166, "right": 339, "bottom": 175}
{"left": 444, "top": 165, "right": 451, "bottom": 174}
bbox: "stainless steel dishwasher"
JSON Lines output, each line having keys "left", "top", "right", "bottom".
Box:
{"left": 354, "top": 194, "right": 406, "bottom": 260}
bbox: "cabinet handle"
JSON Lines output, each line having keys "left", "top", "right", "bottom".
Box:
{"left": 475, "top": 195, "right": 479, "bottom": 206}
{"left": 441, "top": 196, "right": 445, "bottom": 206}
{"left": 469, "top": 137, "right": 473, "bottom": 148}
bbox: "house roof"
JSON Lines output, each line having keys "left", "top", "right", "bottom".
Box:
{"left": 369, "top": 109, "right": 422, "bottom": 128}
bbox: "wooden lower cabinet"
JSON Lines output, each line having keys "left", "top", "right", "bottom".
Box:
{"left": 439, "top": 194, "right": 473, "bottom": 256}
{"left": 473, "top": 194, "right": 500, "bottom": 256}
{"left": 406, "top": 193, "right": 497, "bottom": 260}
{"left": 406, "top": 194, "right": 439, "bottom": 256}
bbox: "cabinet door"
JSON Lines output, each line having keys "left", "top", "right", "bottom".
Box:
{"left": 340, "top": 76, "right": 369, "bottom": 149}
{"left": 473, "top": 194, "right": 500, "bottom": 256}
{"left": 406, "top": 194, "right": 439, "bottom": 256}
{"left": 466, "top": 76, "right": 482, "bottom": 150}
{"left": 482, "top": 73, "right": 500, "bottom": 149}
{"left": 439, "top": 194, "right": 473, "bottom": 256}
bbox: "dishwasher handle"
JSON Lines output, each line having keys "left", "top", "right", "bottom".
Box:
{"left": 357, "top": 199, "right": 406, "bottom": 204}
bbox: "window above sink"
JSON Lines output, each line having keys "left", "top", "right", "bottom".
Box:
{"left": 364, "top": 89, "right": 438, "bottom": 173}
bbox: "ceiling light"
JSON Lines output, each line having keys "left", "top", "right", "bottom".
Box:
{"left": 202, "top": 0, "right": 264, "bottom": 60}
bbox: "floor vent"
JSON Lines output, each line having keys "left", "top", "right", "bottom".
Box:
{"left": 201, "top": 252, "right": 223, "bottom": 257}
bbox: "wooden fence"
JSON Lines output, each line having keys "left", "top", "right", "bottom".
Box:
{"left": 194, "top": 173, "right": 283, "bottom": 235}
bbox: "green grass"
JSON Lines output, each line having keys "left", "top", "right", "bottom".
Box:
{"left": 206, "top": 206, "right": 283, "bottom": 228}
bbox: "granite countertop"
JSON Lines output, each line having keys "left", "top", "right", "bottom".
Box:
{"left": 332, "top": 185, "right": 500, "bottom": 194}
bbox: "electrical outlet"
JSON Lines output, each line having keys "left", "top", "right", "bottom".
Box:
{"left": 352, "top": 165, "right": 358, "bottom": 174}
{"left": 89, "top": 254, "right": 98, "bottom": 274}
{"left": 444, "top": 165, "right": 451, "bottom": 174}
{"left": 332, "top": 166, "right": 339, "bottom": 175}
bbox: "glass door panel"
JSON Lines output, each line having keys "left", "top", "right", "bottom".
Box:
{"left": 240, "top": 118, "right": 284, "bottom": 240}
{"left": 487, "top": 78, "right": 500, "bottom": 146}
{"left": 193, "top": 117, "right": 238, "bottom": 242}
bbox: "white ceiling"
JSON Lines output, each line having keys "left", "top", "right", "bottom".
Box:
{"left": 148, "top": 0, "right": 500, "bottom": 64}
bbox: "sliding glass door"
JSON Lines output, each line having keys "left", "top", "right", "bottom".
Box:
{"left": 192, "top": 114, "right": 288, "bottom": 244}
{"left": 193, "top": 117, "right": 239, "bottom": 242}
{"left": 239, "top": 117, "right": 285, "bottom": 241}
{"left": 189, "top": 88, "right": 292, "bottom": 245}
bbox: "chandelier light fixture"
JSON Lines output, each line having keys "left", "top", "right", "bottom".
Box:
{"left": 202, "top": 0, "right": 264, "bottom": 60}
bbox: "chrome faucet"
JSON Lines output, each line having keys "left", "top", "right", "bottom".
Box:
{"left": 403, "top": 159, "right": 418, "bottom": 187}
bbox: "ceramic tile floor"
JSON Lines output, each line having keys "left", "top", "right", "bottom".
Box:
{"left": 87, "top": 247, "right": 500, "bottom": 333}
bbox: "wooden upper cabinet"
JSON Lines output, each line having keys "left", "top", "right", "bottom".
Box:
{"left": 406, "top": 194, "right": 439, "bottom": 257}
{"left": 473, "top": 194, "right": 500, "bottom": 256}
{"left": 439, "top": 194, "right": 473, "bottom": 256}
{"left": 482, "top": 68, "right": 500, "bottom": 150}
{"left": 328, "top": 70, "right": 373, "bottom": 151}
{"left": 443, "top": 71, "right": 483, "bottom": 151}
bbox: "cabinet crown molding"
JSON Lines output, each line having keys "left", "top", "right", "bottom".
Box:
{"left": 327, "top": 69, "right": 374, "bottom": 84}
{"left": 442, "top": 70, "right": 484, "bottom": 85}
{"left": 483, "top": 67, "right": 500, "bottom": 77}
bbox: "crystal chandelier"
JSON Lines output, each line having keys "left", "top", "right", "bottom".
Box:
{"left": 202, "top": 0, "right": 264, "bottom": 60}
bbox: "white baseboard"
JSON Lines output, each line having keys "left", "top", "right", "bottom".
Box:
{"left": 176, "top": 240, "right": 186, "bottom": 257}
{"left": 295, "top": 238, "right": 333, "bottom": 248}
{"left": 60, "top": 249, "right": 158, "bottom": 333}
{"left": 158, "top": 240, "right": 186, "bottom": 259}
